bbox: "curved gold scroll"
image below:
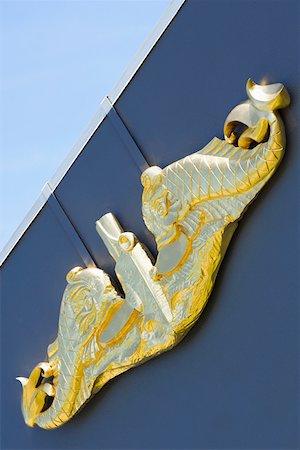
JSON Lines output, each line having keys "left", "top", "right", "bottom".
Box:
{"left": 18, "top": 79, "right": 290, "bottom": 428}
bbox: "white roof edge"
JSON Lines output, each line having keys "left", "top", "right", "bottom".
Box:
{"left": 108, "top": 0, "right": 186, "bottom": 104}
{"left": 0, "top": 0, "right": 186, "bottom": 267}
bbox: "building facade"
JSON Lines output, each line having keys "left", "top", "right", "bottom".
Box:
{"left": 1, "top": 1, "right": 299, "bottom": 448}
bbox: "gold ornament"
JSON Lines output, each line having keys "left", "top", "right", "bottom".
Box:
{"left": 18, "top": 79, "right": 290, "bottom": 429}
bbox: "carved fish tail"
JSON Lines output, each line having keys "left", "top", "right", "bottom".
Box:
{"left": 163, "top": 81, "right": 289, "bottom": 210}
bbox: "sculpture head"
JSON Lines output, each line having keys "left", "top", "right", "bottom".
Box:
{"left": 141, "top": 166, "right": 196, "bottom": 277}
{"left": 141, "top": 166, "right": 185, "bottom": 251}
{"left": 65, "top": 267, "right": 118, "bottom": 334}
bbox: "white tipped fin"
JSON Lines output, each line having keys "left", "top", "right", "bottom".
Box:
{"left": 16, "top": 376, "right": 28, "bottom": 387}
{"left": 246, "top": 78, "right": 290, "bottom": 111}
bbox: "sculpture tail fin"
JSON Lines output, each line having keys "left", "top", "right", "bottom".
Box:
{"left": 246, "top": 79, "right": 290, "bottom": 111}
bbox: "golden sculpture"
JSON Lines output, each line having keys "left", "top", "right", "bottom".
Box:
{"left": 17, "top": 79, "right": 290, "bottom": 429}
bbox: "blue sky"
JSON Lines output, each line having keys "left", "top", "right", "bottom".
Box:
{"left": 0, "top": 0, "right": 170, "bottom": 251}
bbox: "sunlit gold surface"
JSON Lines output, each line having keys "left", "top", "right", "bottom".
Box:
{"left": 18, "top": 79, "right": 290, "bottom": 429}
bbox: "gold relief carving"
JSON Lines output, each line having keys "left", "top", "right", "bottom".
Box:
{"left": 18, "top": 80, "right": 290, "bottom": 428}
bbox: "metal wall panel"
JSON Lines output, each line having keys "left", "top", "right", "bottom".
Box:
{"left": 54, "top": 114, "right": 156, "bottom": 276}
{"left": 1, "top": 0, "right": 299, "bottom": 448}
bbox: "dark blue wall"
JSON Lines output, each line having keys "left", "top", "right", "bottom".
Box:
{"left": 1, "top": 1, "right": 299, "bottom": 448}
